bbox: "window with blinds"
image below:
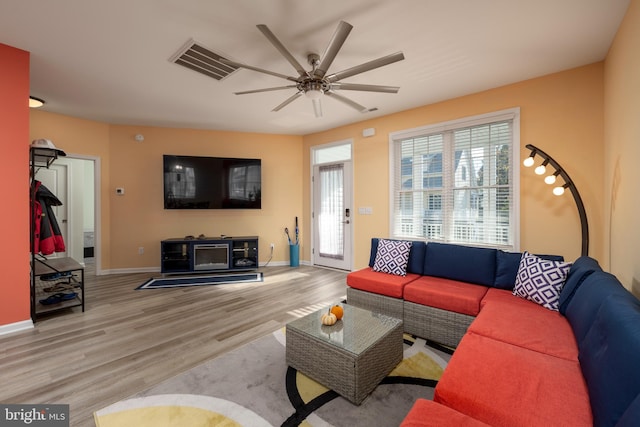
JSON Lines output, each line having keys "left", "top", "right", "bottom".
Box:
{"left": 390, "top": 109, "right": 520, "bottom": 250}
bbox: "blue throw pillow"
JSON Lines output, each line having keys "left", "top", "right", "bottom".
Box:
{"left": 423, "top": 242, "right": 497, "bottom": 286}
{"left": 578, "top": 293, "right": 640, "bottom": 427}
{"left": 558, "top": 256, "right": 602, "bottom": 315}
{"left": 512, "top": 252, "right": 571, "bottom": 311}
{"left": 372, "top": 239, "right": 412, "bottom": 276}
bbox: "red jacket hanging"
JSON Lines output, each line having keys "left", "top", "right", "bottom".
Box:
{"left": 32, "top": 180, "right": 66, "bottom": 255}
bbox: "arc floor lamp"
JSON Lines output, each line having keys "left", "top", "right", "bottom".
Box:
{"left": 523, "top": 144, "right": 589, "bottom": 256}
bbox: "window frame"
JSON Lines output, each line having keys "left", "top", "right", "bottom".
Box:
{"left": 388, "top": 107, "right": 521, "bottom": 250}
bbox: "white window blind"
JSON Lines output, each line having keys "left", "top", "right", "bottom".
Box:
{"left": 390, "top": 109, "right": 519, "bottom": 249}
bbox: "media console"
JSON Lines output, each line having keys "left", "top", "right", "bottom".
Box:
{"left": 160, "top": 236, "right": 258, "bottom": 274}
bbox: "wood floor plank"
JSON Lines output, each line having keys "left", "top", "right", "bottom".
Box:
{"left": 0, "top": 263, "right": 348, "bottom": 426}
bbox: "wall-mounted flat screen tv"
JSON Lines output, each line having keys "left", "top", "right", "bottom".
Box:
{"left": 163, "top": 155, "right": 261, "bottom": 209}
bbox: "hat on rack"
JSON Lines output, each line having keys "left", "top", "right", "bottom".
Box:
{"left": 30, "top": 139, "right": 66, "bottom": 156}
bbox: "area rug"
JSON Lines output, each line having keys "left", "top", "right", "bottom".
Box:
{"left": 95, "top": 326, "right": 451, "bottom": 426}
{"left": 135, "top": 272, "right": 263, "bottom": 290}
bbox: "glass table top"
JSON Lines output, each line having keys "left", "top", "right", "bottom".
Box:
{"left": 286, "top": 304, "right": 402, "bottom": 355}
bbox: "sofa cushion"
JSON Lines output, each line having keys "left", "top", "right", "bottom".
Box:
{"left": 423, "top": 242, "right": 496, "bottom": 287}
{"left": 563, "top": 270, "right": 629, "bottom": 344}
{"left": 494, "top": 250, "right": 564, "bottom": 290}
{"left": 368, "top": 238, "right": 426, "bottom": 275}
{"left": 468, "top": 294, "right": 578, "bottom": 361}
{"left": 493, "top": 250, "right": 522, "bottom": 289}
{"left": 434, "top": 332, "right": 592, "bottom": 427}
{"left": 617, "top": 394, "right": 640, "bottom": 427}
{"left": 404, "top": 276, "right": 488, "bottom": 316}
{"left": 558, "top": 256, "right": 602, "bottom": 315}
{"left": 372, "top": 239, "right": 412, "bottom": 276}
{"left": 578, "top": 293, "right": 640, "bottom": 427}
{"left": 346, "top": 267, "right": 420, "bottom": 298}
{"left": 512, "top": 252, "right": 571, "bottom": 311}
{"left": 400, "top": 399, "right": 491, "bottom": 427}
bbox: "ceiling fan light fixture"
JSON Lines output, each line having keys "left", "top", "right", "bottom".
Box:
{"left": 304, "top": 81, "right": 324, "bottom": 99}
{"left": 305, "top": 89, "right": 323, "bottom": 100}
{"left": 229, "top": 21, "right": 404, "bottom": 116}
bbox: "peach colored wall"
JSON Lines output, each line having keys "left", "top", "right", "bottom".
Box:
{"left": 106, "top": 125, "right": 302, "bottom": 270}
{"left": 303, "top": 64, "right": 605, "bottom": 269}
{"left": 0, "top": 43, "right": 30, "bottom": 326}
{"left": 604, "top": 0, "right": 640, "bottom": 293}
{"left": 29, "top": 111, "right": 112, "bottom": 269}
{"left": 30, "top": 64, "right": 605, "bottom": 275}
{"left": 29, "top": 113, "right": 304, "bottom": 271}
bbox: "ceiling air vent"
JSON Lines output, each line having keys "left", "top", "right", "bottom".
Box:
{"left": 170, "top": 39, "right": 238, "bottom": 81}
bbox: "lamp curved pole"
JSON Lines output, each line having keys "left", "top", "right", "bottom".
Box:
{"left": 525, "top": 144, "right": 589, "bottom": 256}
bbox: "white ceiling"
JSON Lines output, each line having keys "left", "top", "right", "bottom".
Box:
{"left": 1, "top": 0, "right": 630, "bottom": 135}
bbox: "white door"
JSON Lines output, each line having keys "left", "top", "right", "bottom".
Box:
{"left": 37, "top": 164, "right": 68, "bottom": 258}
{"left": 312, "top": 161, "right": 352, "bottom": 270}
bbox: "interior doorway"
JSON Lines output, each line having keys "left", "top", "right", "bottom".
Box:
{"left": 36, "top": 156, "right": 97, "bottom": 268}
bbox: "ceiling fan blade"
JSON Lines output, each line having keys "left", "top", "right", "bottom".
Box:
{"left": 272, "top": 92, "right": 302, "bottom": 112}
{"left": 257, "top": 24, "right": 307, "bottom": 77}
{"left": 326, "top": 51, "right": 405, "bottom": 82}
{"left": 313, "top": 21, "right": 353, "bottom": 79}
{"left": 330, "top": 82, "right": 400, "bottom": 93}
{"left": 235, "top": 85, "right": 298, "bottom": 95}
{"left": 312, "top": 98, "right": 323, "bottom": 118}
{"left": 219, "top": 58, "right": 298, "bottom": 82}
{"left": 325, "top": 91, "right": 369, "bottom": 113}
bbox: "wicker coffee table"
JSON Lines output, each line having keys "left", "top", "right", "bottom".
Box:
{"left": 286, "top": 304, "right": 403, "bottom": 404}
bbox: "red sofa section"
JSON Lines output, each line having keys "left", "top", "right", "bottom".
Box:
{"left": 404, "top": 276, "right": 487, "bottom": 317}
{"left": 347, "top": 239, "right": 640, "bottom": 426}
{"left": 434, "top": 332, "right": 591, "bottom": 426}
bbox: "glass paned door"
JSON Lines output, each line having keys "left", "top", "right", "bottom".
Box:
{"left": 313, "top": 162, "right": 352, "bottom": 270}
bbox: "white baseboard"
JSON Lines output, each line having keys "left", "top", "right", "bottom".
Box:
{"left": 260, "top": 260, "right": 310, "bottom": 267}
{"left": 0, "top": 319, "right": 34, "bottom": 336}
{"left": 98, "top": 267, "right": 160, "bottom": 275}
{"left": 98, "top": 261, "right": 310, "bottom": 275}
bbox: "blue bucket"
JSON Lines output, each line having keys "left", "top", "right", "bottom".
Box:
{"left": 289, "top": 244, "right": 300, "bottom": 267}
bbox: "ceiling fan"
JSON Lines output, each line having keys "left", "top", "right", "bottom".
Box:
{"left": 220, "top": 21, "right": 405, "bottom": 117}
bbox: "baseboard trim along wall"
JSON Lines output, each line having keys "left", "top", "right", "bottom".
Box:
{"left": 0, "top": 319, "right": 34, "bottom": 336}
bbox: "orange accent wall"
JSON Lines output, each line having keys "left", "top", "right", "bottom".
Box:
{"left": 0, "top": 43, "right": 30, "bottom": 326}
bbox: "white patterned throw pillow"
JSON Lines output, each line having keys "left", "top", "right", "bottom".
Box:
{"left": 513, "top": 251, "right": 572, "bottom": 311}
{"left": 372, "top": 239, "right": 412, "bottom": 276}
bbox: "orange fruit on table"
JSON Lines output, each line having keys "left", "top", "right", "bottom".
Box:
{"left": 330, "top": 305, "right": 344, "bottom": 320}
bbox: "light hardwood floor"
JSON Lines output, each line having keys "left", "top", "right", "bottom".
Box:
{"left": 0, "top": 263, "right": 348, "bottom": 427}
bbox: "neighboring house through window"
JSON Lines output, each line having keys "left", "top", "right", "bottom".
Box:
{"left": 389, "top": 108, "right": 520, "bottom": 250}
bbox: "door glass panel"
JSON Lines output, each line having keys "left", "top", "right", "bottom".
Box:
{"left": 318, "top": 164, "right": 344, "bottom": 260}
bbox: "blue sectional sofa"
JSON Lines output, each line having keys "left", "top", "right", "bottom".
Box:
{"left": 346, "top": 238, "right": 640, "bottom": 426}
